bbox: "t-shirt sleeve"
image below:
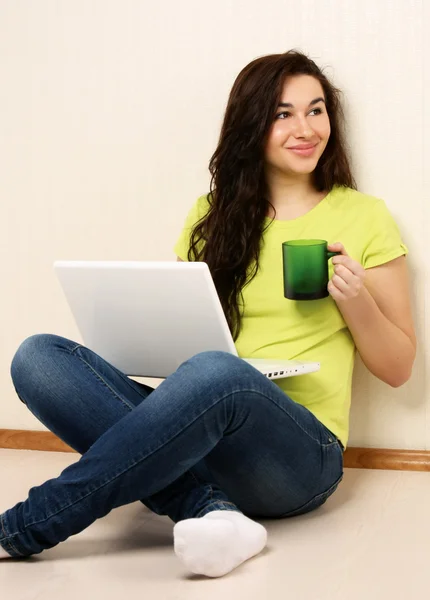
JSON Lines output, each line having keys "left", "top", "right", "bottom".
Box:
{"left": 361, "top": 199, "right": 408, "bottom": 269}
{"left": 173, "top": 194, "right": 211, "bottom": 261}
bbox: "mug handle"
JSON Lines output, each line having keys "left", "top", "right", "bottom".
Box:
{"left": 327, "top": 250, "right": 342, "bottom": 259}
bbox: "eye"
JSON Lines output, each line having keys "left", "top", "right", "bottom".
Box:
{"left": 275, "top": 107, "right": 324, "bottom": 120}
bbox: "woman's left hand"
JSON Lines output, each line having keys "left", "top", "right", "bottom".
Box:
{"left": 327, "top": 242, "right": 366, "bottom": 302}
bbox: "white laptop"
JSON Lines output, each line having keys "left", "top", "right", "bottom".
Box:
{"left": 53, "top": 261, "right": 320, "bottom": 380}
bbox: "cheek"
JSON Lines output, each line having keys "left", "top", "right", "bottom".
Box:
{"left": 266, "top": 124, "right": 291, "bottom": 151}
{"left": 319, "top": 118, "right": 331, "bottom": 139}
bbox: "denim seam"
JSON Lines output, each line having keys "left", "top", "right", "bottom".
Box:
{"left": 73, "top": 346, "right": 155, "bottom": 402}
{"left": 70, "top": 346, "right": 143, "bottom": 412}
{"left": 18, "top": 387, "right": 329, "bottom": 531}
{"left": 188, "top": 467, "right": 220, "bottom": 509}
{"left": 189, "top": 468, "right": 202, "bottom": 487}
{"left": 69, "top": 343, "right": 83, "bottom": 353}
{"left": 1, "top": 513, "right": 22, "bottom": 557}
{"left": 195, "top": 501, "right": 238, "bottom": 518}
{"left": 279, "top": 472, "right": 344, "bottom": 518}
{"left": 231, "top": 388, "right": 334, "bottom": 447}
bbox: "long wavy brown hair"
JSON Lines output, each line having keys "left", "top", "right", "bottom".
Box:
{"left": 188, "top": 50, "right": 357, "bottom": 341}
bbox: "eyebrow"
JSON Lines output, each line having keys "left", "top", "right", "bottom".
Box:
{"left": 277, "top": 97, "right": 326, "bottom": 108}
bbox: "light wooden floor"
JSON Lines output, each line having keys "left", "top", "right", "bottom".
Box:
{"left": 0, "top": 448, "right": 429, "bottom": 600}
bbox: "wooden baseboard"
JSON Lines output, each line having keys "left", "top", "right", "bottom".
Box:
{"left": 343, "top": 447, "right": 430, "bottom": 471}
{"left": 1, "top": 429, "right": 430, "bottom": 471}
{"left": 0, "top": 429, "right": 75, "bottom": 453}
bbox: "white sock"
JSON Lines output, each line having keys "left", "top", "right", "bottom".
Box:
{"left": 173, "top": 510, "right": 267, "bottom": 578}
{"left": 0, "top": 546, "right": 12, "bottom": 559}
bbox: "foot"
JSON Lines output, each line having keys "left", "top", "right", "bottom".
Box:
{"left": 173, "top": 510, "right": 267, "bottom": 578}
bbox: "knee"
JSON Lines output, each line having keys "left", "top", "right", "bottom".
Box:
{"left": 10, "top": 334, "right": 70, "bottom": 396}
{"left": 188, "top": 350, "right": 240, "bottom": 366}
{"left": 183, "top": 350, "right": 245, "bottom": 381}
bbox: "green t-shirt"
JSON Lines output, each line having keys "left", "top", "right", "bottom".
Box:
{"left": 174, "top": 185, "right": 408, "bottom": 448}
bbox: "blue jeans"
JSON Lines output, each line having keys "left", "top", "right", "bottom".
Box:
{"left": 0, "top": 334, "right": 344, "bottom": 558}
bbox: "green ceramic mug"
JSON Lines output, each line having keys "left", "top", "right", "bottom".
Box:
{"left": 282, "top": 239, "right": 341, "bottom": 300}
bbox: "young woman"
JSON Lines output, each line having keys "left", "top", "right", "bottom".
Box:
{"left": 0, "top": 50, "right": 416, "bottom": 578}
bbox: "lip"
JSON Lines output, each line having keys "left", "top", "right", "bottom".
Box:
{"left": 287, "top": 143, "right": 317, "bottom": 157}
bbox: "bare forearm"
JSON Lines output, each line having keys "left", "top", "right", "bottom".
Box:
{"left": 336, "top": 286, "right": 415, "bottom": 387}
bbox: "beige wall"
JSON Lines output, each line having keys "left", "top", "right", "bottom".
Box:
{"left": 0, "top": 0, "right": 427, "bottom": 449}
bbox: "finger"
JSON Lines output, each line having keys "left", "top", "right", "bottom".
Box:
{"left": 328, "top": 280, "right": 346, "bottom": 301}
{"left": 335, "top": 257, "right": 364, "bottom": 277}
{"left": 331, "top": 273, "right": 351, "bottom": 294}
{"left": 333, "top": 263, "right": 358, "bottom": 283}
{"left": 331, "top": 254, "right": 361, "bottom": 274}
{"left": 328, "top": 242, "right": 349, "bottom": 257}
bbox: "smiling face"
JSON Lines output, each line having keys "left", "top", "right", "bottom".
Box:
{"left": 264, "top": 75, "right": 331, "bottom": 180}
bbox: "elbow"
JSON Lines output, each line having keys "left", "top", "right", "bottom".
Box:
{"left": 386, "top": 342, "right": 416, "bottom": 388}
{"left": 386, "top": 363, "right": 414, "bottom": 388}
{"left": 373, "top": 371, "right": 409, "bottom": 388}
{"left": 388, "top": 373, "right": 411, "bottom": 388}
{"left": 363, "top": 340, "right": 417, "bottom": 388}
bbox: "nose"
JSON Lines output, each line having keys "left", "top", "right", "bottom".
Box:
{"left": 292, "top": 115, "right": 313, "bottom": 138}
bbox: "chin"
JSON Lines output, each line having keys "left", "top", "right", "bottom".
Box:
{"left": 290, "top": 154, "right": 322, "bottom": 170}
{"left": 285, "top": 163, "right": 318, "bottom": 175}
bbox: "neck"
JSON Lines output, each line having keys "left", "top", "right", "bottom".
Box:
{"left": 265, "top": 169, "right": 317, "bottom": 207}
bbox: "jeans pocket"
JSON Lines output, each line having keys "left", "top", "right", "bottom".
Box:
{"left": 279, "top": 472, "right": 344, "bottom": 519}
